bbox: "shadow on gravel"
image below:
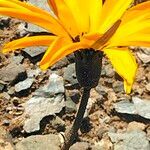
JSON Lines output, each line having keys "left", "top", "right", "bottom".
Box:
{"left": 111, "top": 110, "right": 150, "bottom": 124}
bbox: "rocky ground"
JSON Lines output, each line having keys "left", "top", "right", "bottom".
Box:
{"left": 0, "top": 0, "right": 150, "bottom": 150}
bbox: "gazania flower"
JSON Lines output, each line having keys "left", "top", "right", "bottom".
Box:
{"left": 0, "top": 0, "right": 150, "bottom": 93}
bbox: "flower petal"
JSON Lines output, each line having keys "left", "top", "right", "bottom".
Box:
{"left": 47, "top": 0, "right": 79, "bottom": 37}
{"left": 128, "top": 41, "right": 150, "bottom": 47}
{"left": 89, "top": 0, "right": 103, "bottom": 32}
{"left": 0, "top": 0, "right": 70, "bottom": 37}
{"left": 48, "top": 0, "right": 103, "bottom": 34}
{"left": 0, "top": 0, "right": 27, "bottom": 10}
{"left": 109, "top": 9, "right": 150, "bottom": 47}
{"left": 121, "top": 0, "right": 150, "bottom": 25}
{"left": 98, "top": 0, "right": 133, "bottom": 33}
{"left": 118, "top": 10, "right": 149, "bottom": 34}
{"left": 0, "top": 7, "right": 69, "bottom": 37}
{"left": 39, "top": 37, "right": 70, "bottom": 66}
{"left": 0, "top": 0, "right": 51, "bottom": 17}
{"left": 92, "top": 20, "right": 121, "bottom": 49}
{"left": 104, "top": 48, "right": 138, "bottom": 94}
{"left": 40, "top": 41, "right": 90, "bottom": 70}
{"left": 47, "top": 0, "right": 58, "bottom": 15}
{"left": 2, "top": 35, "right": 57, "bottom": 53}
{"left": 80, "top": 33, "right": 102, "bottom": 46}
{"left": 130, "top": 1, "right": 150, "bottom": 11}
{"left": 112, "top": 33, "right": 150, "bottom": 47}
{"left": 64, "top": 0, "right": 90, "bottom": 33}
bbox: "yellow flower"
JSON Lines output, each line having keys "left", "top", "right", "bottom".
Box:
{"left": 0, "top": 0, "right": 150, "bottom": 93}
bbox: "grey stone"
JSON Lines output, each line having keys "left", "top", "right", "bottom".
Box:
{"left": 140, "top": 47, "right": 150, "bottom": 55}
{"left": 27, "top": 68, "right": 41, "bottom": 78}
{"left": 106, "top": 78, "right": 114, "bottom": 84}
{"left": 51, "top": 116, "right": 65, "bottom": 131}
{"left": 146, "top": 83, "right": 150, "bottom": 92}
{"left": 15, "top": 134, "right": 61, "bottom": 150}
{"left": 66, "top": 89, "right": 80, "bottom": 103}
{"left": 101, "top": 68, "right": 106, "bottom": 76}
{"left": 0, "top": 62, "right": 26, "bottom": 84}
{"left": 108, "top": 130, "right": 150, "bottom": 150}
{"left": 112, "top": 81, "right": 124, "bottom": 93}
{"left": 15, "top": 78, "right": 34, "bottom": 93}
{"left": 7, "top": 87, "right": 15, "bottom": 95}
{"left": 114, "top": 97, "right": 150, "bottom": 119}
{"left": 137, "top": 51, "right": 150, "bottom": 64}
{"left": 100, "top": 116, "right": 111, "bottom": 124}
{"left": 0, "top": 82, "right": 5, "bottom": 92}
{"left": 114, "top": 100, "right": 135, "bottom": 114}
{"left": 104, "top": 64, "right": 114, "bottom": 78}
{"left": 64, "top": 63, "right": 78, "bottom": 87}
{"left": 70, "top": 142, "right": 90, "bottom": 150}
{"left": 97, "top": 126, "right": 108, "bottom": 139}
{"left": 27, "top": 23, "right": 46, "bottom": 32}
{"left": 96, "top": 85, "right": 109, "bottom": 96}
{"left": 17, "top": 22, "right": 27, "bottom": 37}
{"left": 91, "top": 140, "right": 113, "bottom": 150}
{"left": 34, "top": 73, "right": 64, "bottom": 97}
{"left": 132, "top": 97, "right": 150, "bottom": 119}
{"left": 0, "top": 126, "right": 12, "bottom": 140}
{"left": 127, "top": 122, "right": 146, "bottom": 132}
{"left": 65, "top": 97, "right": 77, "bottom": 113}
{"left": 0, "top": 126, "right": 14, "bottom": 150}
{"left": 2, "top": 119, "right": 10, "bottom": 126}
{"left": 65, "top": 90, "right": 78, "bottom": 113}
{"left": 23, "top": 94, "right": 65, "bottom": 133}
{"left": 51, "top": 57, "right": 69, "bottom": 70}
{"left": 109, "top": 126, "right": 117, "bottom": 133}
{"left": 69, "top": 89, "right": 80, "bottom": 103}
{"left": 146, "top": 126, "right": 150, "bottom": 141}
{"left": 0, "top": 138, "right": 14, "bottom": 150}
{"left": 23, "top": 46, "right": 47, "bottom": 63}
{"left": 27, "top": 0, "right": 52, "bottom": 32}
{"left": 10, "top": 55, "right": 24, "bottom": 65}
{"left": 0, "top": 17, "right": 10, "bottom": 30}
{"left": 29, "top": 0, "right": 50, "bottom": 11}
{"left": 1, "top": 92, "right": 10, "bottom": 100}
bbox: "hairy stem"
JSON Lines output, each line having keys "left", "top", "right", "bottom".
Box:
{"left": 62, "top": 88, "right": 91, "bottom": 150}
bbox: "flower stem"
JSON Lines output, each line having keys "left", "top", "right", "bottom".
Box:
{"left": 62, "top": 88, "right": 91, "bottom": 150}
{"left": 62, "top": 49, "right": 103, "bottom": 149}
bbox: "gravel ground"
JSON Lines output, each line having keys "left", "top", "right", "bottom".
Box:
{"left": 0, "top": 1, "right": 149, "bottom": 150}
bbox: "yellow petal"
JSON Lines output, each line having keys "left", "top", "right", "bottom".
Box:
{"left": 0, "top": 0, "right": 28, "bottom": 10}
{"left": 92, "top": 20, "right": 121, "bottom": 49}
{"left": 89, "top": 0, "right": 103, "bottom": 32}
{"left": 64, "top": 0, "right": 90, "bottom": 33}
{"left": 104, "top": 48, "right": 138, "bottom": 94}
{"left": 80, "top": 20, "right": 121, "bottom": 50}
{"left": 114, "top": 5, "right": 150, "bottom": 36}
{"left": 47, "top": 0, "right": 79, "bottom": 37}
{"left": 2, "top": 35, "right": 57, "bottom": 53}
{"left": 40, "top": 42, "right": 90, "bottom": 70}
{"left": 129, "top": 1, "right": 150, "bottom": 11}
{"left": 80, "top": 33, "right": 102, "bottom": 46}
{"left": 47, "top": 0, "right": 58, "bottom": 15}
{"left": 40, "top": 37, "right": 70, "bottom": 66}
{"left": 109, "top": 7, "right": 150, "bottom": 46}
{"left": 115, "top": 33, "right": 150, "bottom": 47}
{"left": 0, "top": 0, "right": 51, "bottom": 17}
{"left": 110, "top": 20, "right": 150, "bottom": 47}
{"left": 128, "top": 41, "right": 150, "bottom": 47}
{"left": 0, "top": 7, "right": 69, "bottom": 37}
{"left": 63, "top": 0, "right": 103, "bottom": 33}
{"left": 98, "top": 0, "right": 133, "bottom": 33}
{"left": 122, "top": 1, "right": 150, "bottom": 24}
{"left": 121, "top": 10, "right": 150, "bottom": 27}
